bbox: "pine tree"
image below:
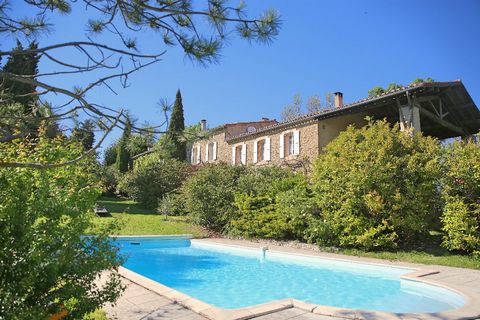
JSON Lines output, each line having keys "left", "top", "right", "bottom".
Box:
{"left": 71, "top": 119, "right": 96, "bottom": 150}
{"left": 116, "top": 117, "right": 132, "bottom": 172}
{"left": 1, "top": 40, "right": 40, "bottom": 111}
{"left": 167, "top": 89, "right": 186, "bottom": 161}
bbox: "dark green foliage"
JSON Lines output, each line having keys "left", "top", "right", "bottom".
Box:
{"left": 367, "top": 86, "right": 385, "bottom": 97}
{"left": 386, "top": 83, "right": 402, "bottom": 91}
{"left": 230, "top": 194, "right": 290, "bottom": 239}
{"left": 126, "top": 129, "right": 154, "bottom": 157}
{"left": 167, "top": 90, "right": 186, "bottom": 161}
{"left": 311, "top": 119, "right": 441, "bottom": 250}
{"left": 441, "top": 140, "right": 480, "bottom": 254}
{"left": 275, "top": 176, "right": 317, "bottom": 240}
{"left": 71, "top": 119, "right": 96, "bottom": 150}
{"left": 181, "top": 164, "right": 309, "bottom": 237}
{"left": 98, "top": 165, "right": 121, "bottom": 196}
{"left": 119, "top": 155, "right": 190, "bottom": 209}
{"left": 1, "top": 40, "right": 39, "bottom": 108}
{"left": 410, "top": 77, "right": 434, "bottom": 85}
{"left": 228, "top": 174, "right": 313, "bottom": 239}
{"left": 116, "top": 117, "right": 132, "bottom": 172}
{"left": 0, "top": 134, "right": 124, "bottom": 319}
{"left": 158, "top": 192, "right": 187, "bottom": 216}
{"left": 104, "top": 142, "right": 118, "bottom": 166}
{"left": 237, "top": 165, "right": 294, "bottom": 196}
{"left": 182, "top": 164, "right": 247, "bottom": 231}
{"left": 368, "top": 78, "right": 434, "bottom": 97}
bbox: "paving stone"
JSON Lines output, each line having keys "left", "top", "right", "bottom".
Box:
{"left": 254, "top": 308, "right": 308, "bottom": 319}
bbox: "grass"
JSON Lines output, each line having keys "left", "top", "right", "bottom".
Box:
{"left": 335, "top": 230, "right": 480, "bottom": 270}
{"left": 90, "top": 196, "right": 207, "bottom": 237}
{"left": 339, "top": 248, "right": 480, "bottom": 270}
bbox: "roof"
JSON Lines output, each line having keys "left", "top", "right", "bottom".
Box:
{"left": 207, "top": 119, "right": 278, "bottom": 134}
{"left": 227, "top": 80, "right": 480, "bottom": 142}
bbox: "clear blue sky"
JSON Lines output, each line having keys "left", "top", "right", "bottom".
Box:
{"left": 3, "top": 0, "right": 480, "bottom": 149}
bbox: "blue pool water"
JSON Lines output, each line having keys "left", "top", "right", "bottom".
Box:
{"left": 117, "top": 238, "right": 465, "bottom": 312}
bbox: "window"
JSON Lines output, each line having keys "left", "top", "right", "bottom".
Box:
{"left": 235, "top": 145, "right": 242, "bottom": 165}
{"left": 257, "top": 139, "right": 265, "bottom": 161}
{"left": 280, "top": 130, "right": 299, "bottom": 159}
{"left": 288, "top": 133, "right": 295, "bottom": 156}
{"left": 192, "top": 145, "right": 201, "bottom": 164}
{"left": 208, "top": 142, "right": 215, "bottom": 161}
{"left": 254, "top": 137, "right": 270, "bottom": 163}
{"left": 284, "top": 132, "right": 294, "bottom": 157}
{"left": 191, "top": 147, "right": 197, "bottom": 164}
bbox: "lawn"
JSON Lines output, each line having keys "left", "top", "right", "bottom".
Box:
{"left": 90, "top": 196, "right": 207, "bottom": 237}
{"left": 339, "top": 248, "right": 480, "bottom": 270}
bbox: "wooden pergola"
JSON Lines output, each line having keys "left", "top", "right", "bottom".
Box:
{"left": 314, "top": 81, "right": 480, "bottom": 140}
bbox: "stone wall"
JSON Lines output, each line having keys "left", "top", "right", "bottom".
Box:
{"left": 191, "top": 131, "right": 228, "bottom": 164}
{"left": 230, "top": 121, "right": 319, "bottom": 166}
{"left": 191, "top": 113, "right": 369, "bottom": 167}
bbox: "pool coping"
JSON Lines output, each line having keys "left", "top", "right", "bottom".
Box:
{"left": 117, "top": 237, "right": 480, "bottom": 320}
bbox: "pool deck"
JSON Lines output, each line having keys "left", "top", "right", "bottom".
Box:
{"left": 107, "top": 237, "right": 480, "bottom": 320}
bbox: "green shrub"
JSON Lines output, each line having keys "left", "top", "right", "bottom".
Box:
{"left": 237, "top": 165, "right": 294, "bottom": 196}
{"left": 119, "top": 154, "right": 190, "bottom": 209}
{"left": 228, "top": 172, "right": 314, "bottom": 240}
{"left": 182, "top": 163, "right": 247, "bottom": 231}
{"left": 441, "top": 140, "right": 480, "bottom": 254}
{"left": 275, "top": 176, "right": 316, "bottom": 240}
{"left": 0, "top": 134, "right": 124, "bottom": 319}
{"left": 311, "top": 119, "right": 441, "bottom": 250}
{"left": 98, "top": 165, "right": 121, "bottom": 196}
{"left": 229, "top": 193, "right": 292, "bottom": 239}
{"left": 158, "top": 192, "right": 187, "bottom": 216}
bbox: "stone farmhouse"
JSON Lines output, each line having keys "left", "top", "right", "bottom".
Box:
{"left": 190, "top": 80, "right": 480, "bottom": 167}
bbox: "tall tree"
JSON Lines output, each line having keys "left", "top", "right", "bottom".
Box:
{"left": 1, "top": 41, "right": 39, "bottom": 110}
{"left": 0, "top": 1, "right": 280, "bottom": 168}
{"left": 104, "top": 141, "right": 118, "bottom": 166}
{"left": 167, "top": 90, "right": 187, "bottom": 161}
{"left": 306, "top": 95, "right": 322, "bottom": 113}
{"left": 281, "top": 93, "right": 302, "bottom": 121}
{"left": 71, "top": 119, "right": 96, "bottom": 150}
{"left": 116, "top": 117, "right": 132, "bottom": 172}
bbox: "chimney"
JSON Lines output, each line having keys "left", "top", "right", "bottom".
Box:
{"left": 261, "top": 117, "right": 269, "bottom": 121}
{"left": 200, "top": 119, "right": 207, "bottom": 131}
{"left": 334, "top": 92, "right": 343, "bottom": 108}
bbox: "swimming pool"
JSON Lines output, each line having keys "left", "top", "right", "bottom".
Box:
{"left": 117, "top": 237, "right": 465, "bottom": 313}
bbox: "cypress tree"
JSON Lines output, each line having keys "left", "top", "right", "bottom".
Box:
{"left": 167, "top": 89, "right": 186, "bottom": 161}
{"left": 116, "top": 117, "right": 132, "bottom": 172}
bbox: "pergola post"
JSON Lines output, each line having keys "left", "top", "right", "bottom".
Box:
{"left": 398, "top": 104, "right": 421, "bottom": 133}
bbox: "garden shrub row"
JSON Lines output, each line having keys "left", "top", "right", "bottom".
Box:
{"left": 116, "top": 119, "right": 479, "bottom": 254}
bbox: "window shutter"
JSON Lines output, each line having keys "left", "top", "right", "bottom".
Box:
{"left": 205, "top": 143, "right": 209, "bottom": 162}
{"left": 264, "top": 137, "right": 271, "bottom": 161}
{"left": 196, "top": 145, "right": 201, "bottom": 164}
{"left": 190, "top": 147, "right": 194, "bottom": 164}
{"left": 241, "top": 143, "right": 247, "bottom": 165}
{"left": 279, "top": 133, "right": 285, "bottom": 159}
{"left": 213, "top": 142, "right": 217, "bottom": 160}
{"left": 253, "top": 140, "right": 258, "bottom": 163}
{"left": 232, "top": 146, "right": 236, "bottom": 164}
{"left": 293, "top": 130, "right": 300, "bottom": 155}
